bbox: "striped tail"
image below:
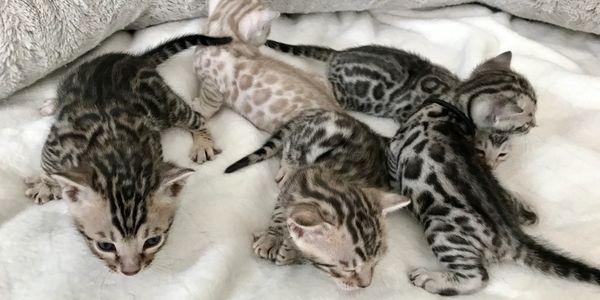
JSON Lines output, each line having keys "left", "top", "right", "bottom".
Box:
{"left": 142, "top": 34, "right": 232, "bottom": 66}
{"left": 265, "top": 40, "right": 336, "bottom": 62}
{"left": 224, "top": 124, "right": 293, "bottom": 174}
{"left": 514, "top": 233, "right": 600, "bottom": 285}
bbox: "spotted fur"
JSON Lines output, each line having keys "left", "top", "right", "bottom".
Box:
{"left": 193, "top": 0, "right": 340, "bottom": 136}
{"left": 24, "top": 34, "right": 231, "bottom": 275}
{"left": 226, "top": 109, "right": 410, "bottom": 290}
{"left": 386, "top": 99, "right": 600, "bottom": 296}
{"left": 265, "top": 40, "right": 537, "bottom": 167}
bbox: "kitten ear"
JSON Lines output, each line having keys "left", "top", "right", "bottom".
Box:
{"left": 159, "top": 162, "right": 195, "bottom": 197}
{"left": 365, "top": 188, "right": 411, "bottom": 216}
{"left": 238, "top": 9, "right": 280, "bottom": 45}
{"left": 51, "top": 167, "right": 92, "bottom": 202}
{"left": 473, "top": 51, "right": 512, "bottom": 74}
{"left": 470, "top": 98, "right": 526, "bottom": 131}
{"left": 287, "top": 204, "right": 333, "bottom": 242}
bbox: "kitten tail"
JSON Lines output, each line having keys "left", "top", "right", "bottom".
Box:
{"left": 514, "top": 234, "right": 600, "bottom": 285}
{"left": 265, "top": 40, "right": 336, "bottom": 62}
{"left": 225, "top": 122, "right": 293, "bottom": 173}
{"left": 143, "top": 34, "right": 233, "bottom": 66}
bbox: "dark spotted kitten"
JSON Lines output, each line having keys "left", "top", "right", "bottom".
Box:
{"left": 266, "top": 40, "right": 536, "bottom": 166}
{"left": 24, "top": 34, "right": 231, "bottom": 275}
{"left": 386, "top": 99, "right": 599, "bottom": 295}
{"left": 225, "top": 109, "right": 410, "bottom": 290}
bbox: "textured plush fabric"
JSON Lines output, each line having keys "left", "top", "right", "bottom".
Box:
{"left": 1, "top": 0, "right": 599, "bottom": 100}
{"left": 2, "top": 6, "right": 600, "bottom": 299}
{"left": 0, "top": 0, "right": 207, "bottom": 100}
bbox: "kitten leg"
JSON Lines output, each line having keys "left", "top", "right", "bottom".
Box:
{"left": 39, "top": 98, "right": 58, "bottom": 116}
{"left": 162, "top": 86, "right": 221, "bottom": 163}
{"left": 506, "top": 191, "right": 538, "bottom": 226}
{"left": 274, "top": 235, "right": 302, "bottom": 265}
{"left": 409, "top": 222, "right": 488, "bottom": 295}
{"left": 191, "top": 77, "right": 224, "bottom": 119}
{"left": 275, "top": 160, "right": 295, "bottom": 188}
{"left": 409, "top": 263, "right": 488, "bottom": 296}
{"left": 253, "top": 203, "right": 290, "bottom": 263}
{"left": 25, "top": 174, "right": 62, "bottom": 204}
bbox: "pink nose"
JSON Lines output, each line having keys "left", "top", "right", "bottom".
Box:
{"left": 121, "top": 268, "right": 140, "bottom": 276}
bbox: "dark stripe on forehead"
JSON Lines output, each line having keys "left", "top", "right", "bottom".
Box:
{"left": 299, "top": 176, "right": 345, "bottom": 221}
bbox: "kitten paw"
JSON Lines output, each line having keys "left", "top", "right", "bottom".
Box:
{"left": 252, "top": 231, "right": 283, "bottom": 262}
{"left": 24, "top": 176, "right": 61, "bottom": 204}
{"left": 274, "top": 237, "right": 301, "bottom": 265}
{"left": 190, "top": 130, "right": 221, "bottom": 164}
{"left": 39, "top": 98, "right": 57, "bottom": 116}
{"left": 518, "top": 204, "right": 538, "bottom": 226}
{"left": 409, "top": 268, "right": 445, "bottom": 294}
{"left": 409, "top": 267, "right": 485, "bottom": 296}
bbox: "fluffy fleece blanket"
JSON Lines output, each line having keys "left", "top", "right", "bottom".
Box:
{"left": 2, "top": 0, "right": 599, "bottom": 100}
{"left": 2, "top": 5, "right": 600, "bottom": 299}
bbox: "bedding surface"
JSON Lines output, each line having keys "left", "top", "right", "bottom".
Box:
{"left": 2, "top": 5, "right": 600, "bottom": 300}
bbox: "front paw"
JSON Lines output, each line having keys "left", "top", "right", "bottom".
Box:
{"left": 190, "top": 129, "right": 221, "bottom": 163}
{"left": 519, "top": 205, "right": 538, "bottom": 226}
{"left": 274, "top": 237, "right": 301, "bottom": 265}
{"left": 39, "top": 98, "right": 58, "bottom": 116}
{"left": 252, "top": 231, "right": 283, "bottom": 262}
{"left": 24, "top": 176, "right": 61, "bottom": 204}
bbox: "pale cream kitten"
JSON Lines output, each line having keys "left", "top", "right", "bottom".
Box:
{"left": 193, "top": 0, "right": 340, "bottom": 137}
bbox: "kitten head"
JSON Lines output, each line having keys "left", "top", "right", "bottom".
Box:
{"left": 207, "top": 0, "right": 279, "bottom": 46}
{"left": 51, "top": 162, "right": 194, "bottom": 275}
{"left": 458, "top": 51, "right": 537, "bottom": 135}
{"left": 474, "top": 132, "right": 512, "bottom": 168}
{"left": 286, "top": 177, "right": 410, "bottom": 290}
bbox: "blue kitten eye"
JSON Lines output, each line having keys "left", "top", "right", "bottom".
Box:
{"left": 96, "top": 241, "right": 116, "bottom": 252}
{"left": 144, "top": 236, "right": 162, "bottom": 249}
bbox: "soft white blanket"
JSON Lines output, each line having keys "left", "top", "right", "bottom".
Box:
{"left": 2, "top": 6, "right": 600, "bottom": 300}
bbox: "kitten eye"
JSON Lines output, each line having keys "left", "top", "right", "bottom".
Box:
{"left": 144, "top": 236, "right": 162, "bottom": 249}
{"left": 476, "top": 149, "right": 485, "bottom": 157}
{"left": 498, "top": 153, "right": 508, "bottom": 158}
{"left": 96, "top": 241, "right": 116, "bottom": 252}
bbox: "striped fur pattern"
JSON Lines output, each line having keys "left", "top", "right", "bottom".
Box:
{"left": 226, "top": 109, "right": 410, "bottom": 290}
{"left": 475, "top": 132, "right": 511, "bottom": 168}
{"left": 386, "top": 100, "right": 600, "bottom": 295}
{"left": 24, "top": 34, "right": 231, "bottom": 275}
{"left": 265, "top": 40, "right": 538, "bottom": 167}
{"left": 193, "top": 0, "right": 340, "bottom": 135}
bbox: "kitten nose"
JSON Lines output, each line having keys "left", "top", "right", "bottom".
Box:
{"left": 121, "top": 268, "right": 140, "bottom": 276}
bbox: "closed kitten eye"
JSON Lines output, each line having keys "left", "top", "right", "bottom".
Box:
{"left": 498, "top": 153, "right": 507, "bottom": 158}
{"left": 476, "top": 149, "right": 485, "bottom": 157}
{"left": 96, "top": 241, "right": 116, "bottom": 252}
{"left": 143, "top": 236, "right": 162, "bottom": 249}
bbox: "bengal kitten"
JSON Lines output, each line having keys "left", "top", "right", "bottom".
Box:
{"left": 225, "top": 109, "right": 410, "bottom": 290}
{"left": 265, "top": 41, "right": 537, "bottom": 167}
{"left": 385, "top": 98, "right": 600, "bottom": 295}
{"left": 193, "top": 0, "right": 340, "bottom": 139}
{"left": 24, "top": 34, "right": 231, "bottom": 275}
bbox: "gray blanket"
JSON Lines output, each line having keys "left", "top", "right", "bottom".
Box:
{"left": 1, "top": 0, "right": 598, "bottom": 99}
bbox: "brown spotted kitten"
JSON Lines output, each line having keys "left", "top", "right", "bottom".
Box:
{"left": 24, "top": 34, "right": 231, "bottom": 275}
{"left": 226, "top": 109, "right": 410, "bottom": 290}
{"left": 193, "top": 0, "right": 340, "bottom": 140}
